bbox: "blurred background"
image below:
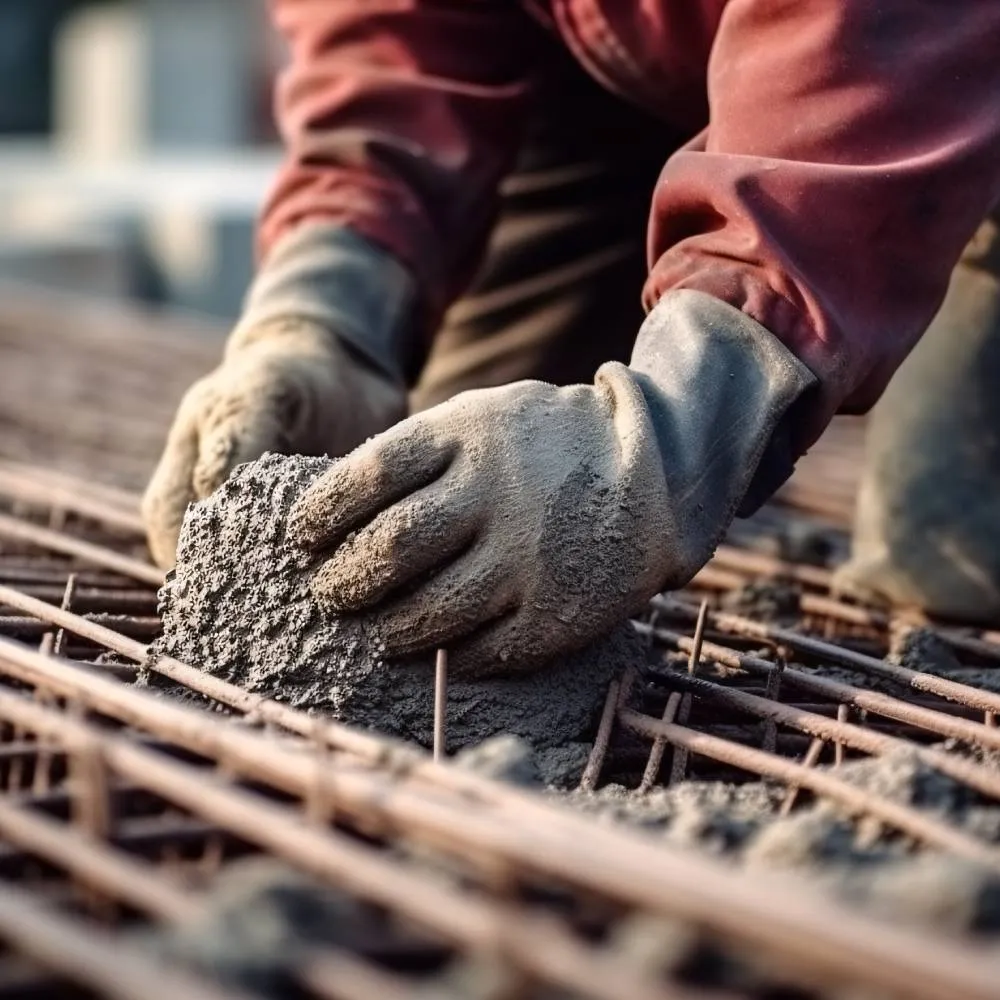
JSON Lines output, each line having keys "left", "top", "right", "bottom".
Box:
{"left": 0, "top": 0, "right": 282, "bottom": 318}
{"left": 0, "top": 0, "right": 292, "bottom": 487}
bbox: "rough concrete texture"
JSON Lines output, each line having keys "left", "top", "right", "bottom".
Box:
{"left": 139, "top": 859, "right": 375, "bottom": 995}
{"left": 718, "top": 579, "right": 801, "bottom": 625}
{"left": 568, "top": 749, "right": 1000, "bottom": 934}
{"left": 139, "top": 859, "right": 499, "bottom": 999}
{"left": 149, "top": 453, "right": 637, "bottom": 756}
{"left": 452, "top": 734, "right": 592, "bottom": 790}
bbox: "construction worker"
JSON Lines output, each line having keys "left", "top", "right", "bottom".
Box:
{"left": 143, "top": 3, "right": 1000, "bottom": 673}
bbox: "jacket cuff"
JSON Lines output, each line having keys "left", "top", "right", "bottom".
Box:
{"left": 232, "top": 223, "right": 419, "bottom": 384}
{"left": 629, "top": 290, "right": 819, "bottom": 520}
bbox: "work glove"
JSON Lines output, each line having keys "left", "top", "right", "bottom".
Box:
{"left": 289, "top": 290, "right": 817, "bottom": 675}
{"left": 142, "top": 226, "right": 416, "bottom": 568}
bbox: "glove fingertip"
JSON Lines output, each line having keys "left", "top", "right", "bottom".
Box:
{"left": 142, "top": 454, "right": 198, "bottom": 570}
{"left": 147, "top": 525, "right": 181, "bottom": 571}
{"left": 286, "top": 490, "right": 331, "bottom": 550}
{"left": 306, "top": 560, "right": 357, "bottom": 613}
{"left": 191, "top": 427, "right": 240, "bottom": 500}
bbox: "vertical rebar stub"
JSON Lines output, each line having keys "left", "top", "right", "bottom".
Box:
{"left": 433, "top": 649, "right": 448, "bottom": 762}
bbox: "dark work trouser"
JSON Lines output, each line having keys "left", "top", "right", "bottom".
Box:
{"left": 412, "top": 44, "right": 681, "bottom": 408}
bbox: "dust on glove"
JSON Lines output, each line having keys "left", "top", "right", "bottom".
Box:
{"left": 288, "top": 291, "right": 816, "bottom": 676}
{"left": 142, "top": 318, "right": 406, "bottom": 568}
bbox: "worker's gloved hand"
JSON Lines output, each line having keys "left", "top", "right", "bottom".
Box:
{"left": 289, "top": 291, "right": 817, "bottom": 675}
{"left": 142, "top": 318, "right": 406, "bottom": 568}
{"left": 142, "top": 224, "right": 417, "bottom": 568}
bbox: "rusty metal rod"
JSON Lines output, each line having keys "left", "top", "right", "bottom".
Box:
{"left": 0, "top": 883, "right": 253, "bottom": 1000}
{"left": 0, "top": 463, "right": 145, "bottom": 535}
{"left": 668, "top": 600, "right": 710, "bottom": 785}
{"left": 0, "top": 583, "right": 427, "bottom": 764}
{"left": 0, "top": 691, "right": 683, "bottom": 1000}
{"left": 579, "top": 679, "right": 619, "bottom": 792}
{"left": 640, "top": 622, "right": 1000, "bottom": 753}
{"left": 1, "top": 639, "right": 998, "bottom": 1000}
{"left": 0, "top": 513, "right": 163, "bottom": 587}
{"left": 0, "top": 585, "right": 157, "bottom": 613}
{"left": 3, "top": 578, "right": 994, "bottom": 872}
{"left": 300, "top": 947, "right": 419, "bottom": 1000}
{"left": 11, "top": 588, "right": 1000, "bottom": 884}
{"left": 649, "top": 669, "right": 1000, "bottom": 803}
{"left": 638, "top": 691, "right": 682, "bottom": 793}
{"left": 0, "top": 565, "right": 132, "bottom": 588}
{"left": 0, "top": 614, "right": 161, "bottom": 640}
{"left": 710, "top": 545, "right": 833, "bottom": 589}
{"left": 781, "top": 738, "right": 826, "bottom": 816}
{"left": 619, "top": 709, "right": 1000, "bottom": 871}
{"left": 433, "top": 649, "right": 448, "bottom": 763}
{"left": 654, "top": 596, "right": 1000, "bottom": 715}
{"left": 0, "top": 728, "right": 472, "bottom": 1000}
{"left": 791, "top": 594, "right": 1000, "bottom": 666}
{"left": 0, "top": 796, "right": 196, "bottom": 923}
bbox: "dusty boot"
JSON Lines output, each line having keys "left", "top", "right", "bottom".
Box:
{"left": 834, "top": 212, "right": 1000, "bottom": 623}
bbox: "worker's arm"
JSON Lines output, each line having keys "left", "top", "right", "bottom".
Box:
{"left": 289, "top": 1, "right": 1000, "bottom": 674}
{"left": 256, "top": 0, "right": 538, "bottom": 379}
{"left": 142, "top": 0, "right": 536, "bottom": 567}
{"left": 644, "top": 0, "right": 1000, "bottom": 457}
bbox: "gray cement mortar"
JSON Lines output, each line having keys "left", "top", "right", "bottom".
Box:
{"left": 147, "top": 453, "right": 639, "bottom": 771}
{"left": 567, "top": 749, "right": 1000, "bottom": 935}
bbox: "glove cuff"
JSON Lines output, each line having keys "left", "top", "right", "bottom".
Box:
{"left": 230, "top": 223, "right": 418, "bottom": 384}
{"left": 629, "top": 289, "right": 818, "bottom": 537}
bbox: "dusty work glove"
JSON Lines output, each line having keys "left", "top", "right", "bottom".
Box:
{"left": 289, "top": 290, "right": 817, "bottom": 675}
{"left": 142, "top": 226, "right": 416, "bottom": 567}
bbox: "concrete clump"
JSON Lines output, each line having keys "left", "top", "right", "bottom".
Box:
{"left": 571, "top": 749, "right": 1000, "bottom": 934}
{"left": 148, "top": 453, "right": 638, "bottom": 770}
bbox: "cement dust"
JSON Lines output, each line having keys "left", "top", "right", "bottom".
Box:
{"left": 569, "top": 748, "right": 1000, "bottom": 936}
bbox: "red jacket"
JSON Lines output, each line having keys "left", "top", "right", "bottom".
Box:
{"left": 260, "top": 0, "right": 1000, "bottom": 441}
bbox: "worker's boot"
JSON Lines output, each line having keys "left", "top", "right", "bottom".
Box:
{"left": 833, "top": 211, "right": 1000, "bottom": 624}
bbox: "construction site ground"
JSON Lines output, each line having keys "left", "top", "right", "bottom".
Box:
{"left": 1, "top": 280, "right": 1000, "bottom": 1000}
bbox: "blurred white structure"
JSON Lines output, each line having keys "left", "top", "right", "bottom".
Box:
{"left": 0, "top": 0, "right": 284, "bottom": 318}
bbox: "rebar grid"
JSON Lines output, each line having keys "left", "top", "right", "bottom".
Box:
{"left": 2, "top": 462, "right": 1000, "bottom": 999}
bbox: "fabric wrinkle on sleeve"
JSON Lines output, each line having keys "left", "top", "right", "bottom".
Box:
{"left": 260, "top": 0, "right": 539, "bottom": 351}
{"left": 643, "top": 0, "right": 1000, "bottom": 452}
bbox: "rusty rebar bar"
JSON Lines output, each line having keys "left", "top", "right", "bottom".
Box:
{"left": 780, "top": 738, "right": 825, "bottom": 816}
{"left": 0, "top": 687, "right": 684, "bottom": 1000}
{"left": 0, "top": 461, "right": 145, "bottom": 535}
{"left": 434, "top": 649, "right": 448, "bottom": 763}
{"left": 0, "top": 797, "right": 196, "bottom": 923}
{"left": 579, "top": 679, "right": 619, "bottom": 792}
{"left": 639, "top": 622, "right": 1000, "bottom": 753}
{"left": 654, "top": 596, "right": 1000, "bottom": 716}
{"left": 646, "top": 668, "right": 1000, "bottom": 803}
{"left": 0, "top": 513, "right": 162, "bottom": 587}
{"left": 0, "top": 883, "right": 253, "bottom": 1000}
{"left": 2, "top": 639, "right": 999, "bottom": 1000}
{"left": 10, "top": 574, "right": 1000, "bottom": 878}
{"left": 619, "top": 709, "right": 1000, "bottom": 870}
{"left": 710, "top": 545, "right": 833, "bottom": 589}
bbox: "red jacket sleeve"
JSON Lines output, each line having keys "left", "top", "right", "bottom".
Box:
{"left": 260, "top": 0, "right": 537, "bottom": 322}
{"left": 644, "top": 0, "right": 1000, "bottom": 447}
